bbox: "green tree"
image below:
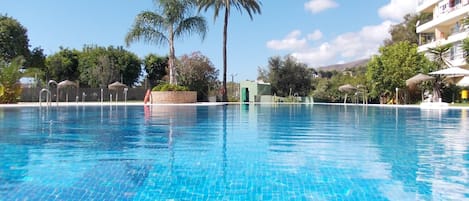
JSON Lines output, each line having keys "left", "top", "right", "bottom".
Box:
{"left": 143, "top": 54, "right": 168, "bottom": 88}
{"left": 197, "top": 0, "right": 262, "bottom": 102}
{"left": 78, "top": 45, "right": 141, "bottom": 88}
{"left": 0, "top": 57, "right": 24, "bottom": 103}
{"left": 312, "top": 66, "right": 368, "bottom": 103}
{"left": 366, "top": 41, "right": 433, "bottom": 103}
{"left": 177, "top": 51, "right": 219, "bottom": 101}
{"left": 126, "top": 0, "right": 207, "bottom": 85}
{"left": 384, "top": 14, "right": 428, "bottom": 46}
{"left": 259, "top": 56, "right": 313, "bottom": 97}
{"left": 23, "top": 47, "right": 47, "bottom": 85}
{"left": 0, "top": 15, "right": 30, "bottom": 63}
{"left": 45, "top": 47, "right": 80, "bottom": 82}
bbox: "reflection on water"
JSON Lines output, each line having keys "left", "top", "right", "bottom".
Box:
{"left": 0, "top": 105, "right": 468, "bottom": 200}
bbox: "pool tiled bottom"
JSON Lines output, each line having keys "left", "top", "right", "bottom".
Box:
{"left": 1, "top": 159, "right": 400, "bottom": 200}
{"left": 1, "top": 105, "right": 468, "bottom": 200}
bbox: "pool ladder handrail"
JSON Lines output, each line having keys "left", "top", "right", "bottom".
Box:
{"left": 39, "top": 88, "right": 52, "bottom": 107}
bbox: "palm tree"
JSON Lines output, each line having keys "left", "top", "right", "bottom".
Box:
{"left": 197, "top": 0, "right": 261, "bottom": 101}
{"left": 126, "top": 0, "right": 207, "bottom": 85}
{"left": 427, "top": 44, "right": 452, "bottom": 101}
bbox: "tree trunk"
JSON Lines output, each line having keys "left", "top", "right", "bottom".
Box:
{"left": 169, "top": 27, "right": 177, "bottom": 85}
{"left": 222, "top": 6, "right": 228, "bottom": 102}
{"left": 432, "top": 77, "right": 442, "bottom": 102}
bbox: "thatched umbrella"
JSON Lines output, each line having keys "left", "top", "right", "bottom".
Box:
{"left": 57, "top": 80, "right": 78, "bottom": 102}
{"left": 338, "top": 84, "right": 357, "bottom": 104}
{"left": 57, "top": 80, "right": 78, "bottom": 89}
{"left": 108, "top": 81, "right": 128, "bottom": 102}
{"left": 108, "top": 81, "right": 127, "bottom": 90}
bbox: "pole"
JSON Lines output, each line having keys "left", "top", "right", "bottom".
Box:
{"left": 230, "top": 73, "right": 237, "bottom": 99}
{"left": 395, "top": 87, "right": 399, "bottom": 104}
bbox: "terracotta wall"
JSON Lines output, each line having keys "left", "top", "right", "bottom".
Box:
{"left": 151, "top": 91, "right": 197, "bottom": 103}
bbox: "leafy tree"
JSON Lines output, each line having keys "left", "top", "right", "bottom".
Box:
{"left": 22, "top": 47, "right": 47, "bottom": 85}
{"left": 78, "top": 45, "right": 141, "bottom": 88}
{"left": 176, "top": 51, "right": 219, "bottom": 101}
{"left": 0, "top": 57, "right": 24, "bottom": 103}
{"left": 384, "top": 14, "right": 423, "bottom": 46}
{"left": 26, "top": 47, "right": 46, "bottom": 69}
{"left": 312, "top": 66, "right": 368, "bottom": 103}
{"left": 115, "top": 47, "right": 142, "bottom": 87}
{"left": 126, "top": 0, "right": 207, "bottom": 85}
{"left": 143, "top": 54, "right": 168, "bottom": 88}
{"left": 45, "top": 47, "right": 80, "bottom": 82}
{"left": 366, "top": 41, "right": 433, "bottom": 103}
{"left": 0, "top": 15, "right": 30, "bottom": 63}
{"left": 197, "top": 0, "right": 262, "bottom": 102}
{"left": 259, "top": 56, "right": 313, "bottom": 97}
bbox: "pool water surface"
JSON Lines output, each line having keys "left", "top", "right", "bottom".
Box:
{"left": 0, "top": 104, "right": 468, "bottom": 200}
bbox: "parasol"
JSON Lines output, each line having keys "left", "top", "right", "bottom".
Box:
{"left": 338, "top": 84, "right": 357, "bottom": 104}
{"left": 406, "top": 73, "right": 435, "bottom": 86}
{"left": 108, "top": 81, "right": 127, "bottom": 90}
{"left": 57, "top": 80, "right": 78, "bottom": 89}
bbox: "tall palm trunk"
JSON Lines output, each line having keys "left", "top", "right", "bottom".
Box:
{"left": 169, "top": 26, "right": 177, "bottom": 85}
{"left": 222, "top": 6, "right": 229, "bottom": 102}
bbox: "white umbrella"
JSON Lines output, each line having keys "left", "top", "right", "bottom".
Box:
{"left": 429, "top": 66, "right": 469, "bottom": 76}
{"left": 456, "top": 76, "right": 469, "bottom": 87}
{"left": 406, "top": 73, "right": 435, "bottom": 86}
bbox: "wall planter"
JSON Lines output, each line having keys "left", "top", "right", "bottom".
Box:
{"left": 151, "top": 91, "right": 197, "bottom": 103}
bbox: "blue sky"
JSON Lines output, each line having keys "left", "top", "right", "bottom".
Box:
{"left": 1, "top": 0, "right": 416, "bottom": 82}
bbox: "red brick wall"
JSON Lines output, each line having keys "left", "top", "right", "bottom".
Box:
{"left": 150, "top": 91, "right": 197, "bottom": 103}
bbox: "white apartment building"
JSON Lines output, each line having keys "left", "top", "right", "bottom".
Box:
{"left": 417, "top": 0, "right": 469, "bottom": 67}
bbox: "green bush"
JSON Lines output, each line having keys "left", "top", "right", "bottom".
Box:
{"left": 0, "top": 58, "right": 23, "bottom": 103}
{"left": 152, "top": 83, "right": 189, "bottom": 91}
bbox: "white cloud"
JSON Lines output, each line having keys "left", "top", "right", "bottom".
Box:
{"left": 266, "top": 21, "right": 393, "bottom": 67}
{"left": 266, "top": 30, "right": 307, "bottom": 50}
{"left": 378, "top": 0, "right": 417, "bottom": 21}
{"left": 304, "top": 0, "right": 338, "bottom": 14}
{"left": 307, "top": 30, "right": 323, "bottom": 41}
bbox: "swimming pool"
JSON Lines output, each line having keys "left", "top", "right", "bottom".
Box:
{"left": 0, "top": 104, "right": 468, "bottom": 200}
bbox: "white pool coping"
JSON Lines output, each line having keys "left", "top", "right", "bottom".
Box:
{"left": 0, "top": 101, "right": 228, "bottom": 107}
{"left": 1, "top": 101, "right": 468, "bottom": 110}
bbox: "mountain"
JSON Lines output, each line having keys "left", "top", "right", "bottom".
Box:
{"left": 316, "top": 58, "right": 369, "bottom": 72}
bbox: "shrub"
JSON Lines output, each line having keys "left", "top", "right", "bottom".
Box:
{"left": 0, "top": 57, "right": 23, "bottom": 103}
{"left": 152, "top": 83, "right": 189, "bottom": 91}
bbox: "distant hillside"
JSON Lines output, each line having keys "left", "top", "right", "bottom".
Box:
{"left": 316, "top": 58, "right": 369, "bottom": 72}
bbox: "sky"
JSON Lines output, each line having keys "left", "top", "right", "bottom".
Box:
{"left": 0, "top": 0, "right": 417, "bottom": 82}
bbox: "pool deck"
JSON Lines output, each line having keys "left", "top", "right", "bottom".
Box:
{"left": 1, "top": 101, "right": 469, "bottom": 110}
{"left": 0, "top": 101, "right": 228, "bottom": 107}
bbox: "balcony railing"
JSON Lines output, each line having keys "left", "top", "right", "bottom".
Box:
{"left": 418, "top": 0, "right": 436, "bottom": 6}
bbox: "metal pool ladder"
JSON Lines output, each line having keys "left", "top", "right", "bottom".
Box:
{"left": 39, "top": 88, "right": 52, "bottom": 107}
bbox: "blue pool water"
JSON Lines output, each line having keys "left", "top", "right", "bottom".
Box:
{"left": 0, "top": 104, "right": 468, "bottom": 200}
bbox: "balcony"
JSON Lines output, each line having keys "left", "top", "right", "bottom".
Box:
{"left": 417, "top": 3, "right": 469, "bottom": 33}
{"left": 417, "top": 0, "right": 440, "bottom": 12}
{"left": 418, "top": 29, "right": 469, "bottom": 52}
